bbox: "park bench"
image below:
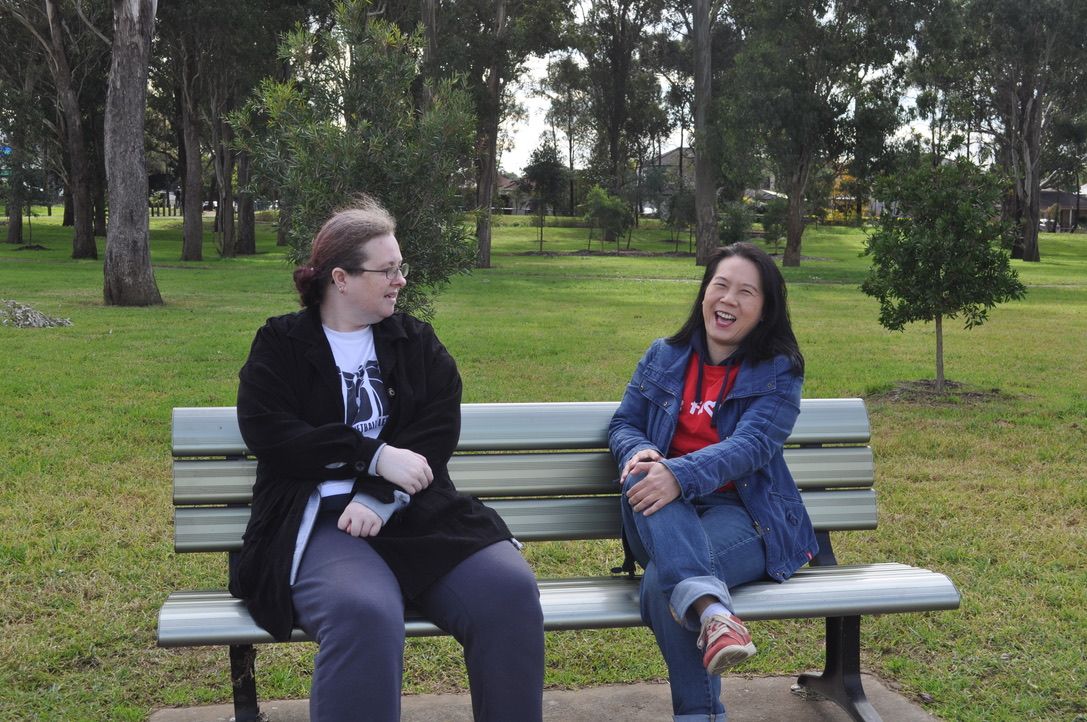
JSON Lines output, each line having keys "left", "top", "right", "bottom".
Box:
{"left": 157, "top": 398, "right": 960, "bottom": 722}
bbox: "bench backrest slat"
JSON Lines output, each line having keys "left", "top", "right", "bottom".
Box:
{"left": 173, "top": 446, "right": 875, "bottom": 505}
{"left": 173, "top": 489, "right": 878, "bottom": 552}
{"left": 172, "top": 399, "right": 871, "bottom": 457}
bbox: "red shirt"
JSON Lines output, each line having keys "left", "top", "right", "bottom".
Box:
{"left": 668, "top": 353, "right": 740, "bottom": 491}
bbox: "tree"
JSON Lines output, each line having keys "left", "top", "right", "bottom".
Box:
{"left": 233, "top": 3, "right": 477, "bottom": 318}
{"left": 692, "top": 0, "right": 715, "bottom": 264}
{"left": 581, "top": 184, "right": 632, "bottom": 250}
{"left": 522, "top": 137, "right": 566, "bottom": 250}
{"left": 384, "top": 0, "right": 570, "bottom": 268}
{"left": 538, "top": 53, "right": 591, "bottom": 215}
{"left": 102, "top": 0, "right": 161, "bottom": 305}
{"left": 731, "top": 0, "right": 920, "bottom": 266}
{"left": 2, "top": 0, "right": 110, "bottom": 259}
{"left": 580, "top": 0, "right": 667, "bottom": 194}
{"left": 862, "top": 156, "right": 1026, "bottom": 392}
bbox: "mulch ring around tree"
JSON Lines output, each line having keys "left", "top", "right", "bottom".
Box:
{"left": 0, "top": 300, "right": 72, "bottom": 328}
{"left": 867, "top": 379, "right": 1011, "bottom": 405}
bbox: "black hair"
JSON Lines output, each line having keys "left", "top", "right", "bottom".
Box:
{"left": 666, "top": 242, "right": 804, "bottom": 374}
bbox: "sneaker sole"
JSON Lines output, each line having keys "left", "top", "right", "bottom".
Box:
{"left": 705, "top": 641, "right": 757, "bottom": 675}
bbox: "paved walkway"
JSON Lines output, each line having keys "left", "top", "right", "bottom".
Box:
{"left": 151, "top": 674, "right": 939, "bottom": 721}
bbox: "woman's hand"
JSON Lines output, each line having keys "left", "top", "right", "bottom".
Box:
{"left": 375, "top": 445, "right": 434, "bottom": 494}
{"left": 338, "top": 501, "right": 383, "bottom": 537}
{"left": 620, "top": 448, "right": 663, "bottom": 484}
{"left": 626, "top": 462, "right": 681, "bottom": 516}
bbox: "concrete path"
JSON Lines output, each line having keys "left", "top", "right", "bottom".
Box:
{"left": 150, "top": 674, "right": 939, "bottom": 721}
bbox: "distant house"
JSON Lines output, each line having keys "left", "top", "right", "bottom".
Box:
{"left": 495, "top": 172, "right": 531, "bottom": 215}
{"left": 1039, "top": 189, "right": 1086, "bottom": 231}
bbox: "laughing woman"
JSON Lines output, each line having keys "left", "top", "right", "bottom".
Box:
{"left": 608, "top": 242, "right": 818, "bottom": 721}
{"left": 232, "top": 197, "right": 544, "bottom": 722}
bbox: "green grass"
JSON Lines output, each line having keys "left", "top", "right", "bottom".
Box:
{"left": 1, "top": 216, "right": 1085, "bottom": 720}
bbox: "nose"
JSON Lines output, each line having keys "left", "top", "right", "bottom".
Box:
{"left": 391, "top": 270, "right": 407, "bottom": 287}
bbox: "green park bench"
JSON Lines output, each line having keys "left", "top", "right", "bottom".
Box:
{"left": 157, "top": 398, "right": 960, "bottom": 722}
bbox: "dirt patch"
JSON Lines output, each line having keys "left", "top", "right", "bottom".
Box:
{"left": 867, "top": 379, "right": 1011, "bottom": 405}
{"left": 0, "top": 300, "right": 72, "bottom": 328}
{"left": 14, "top": 244, "right": 49, "bottom": 251}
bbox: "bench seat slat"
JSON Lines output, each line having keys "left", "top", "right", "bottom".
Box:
{"left": 157, "top": 563, "right": 959, "bottom": 647}
{"left": 173, "top": 490, "right": 878, "bottom": 552}
{"left": 172, "top": 399, "right": 871, "bottom": 456}
{"left": 173, "top": 447, "right": 876, "bottom": 505}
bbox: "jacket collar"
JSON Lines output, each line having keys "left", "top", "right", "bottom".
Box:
{"left": 288, "top": 305, "right": 410, "bottom": 376}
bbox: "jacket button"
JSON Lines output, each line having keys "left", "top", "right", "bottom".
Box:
{"left": 354, "top": 461, "right": 367, "bottom": 472}
{"left": 388, "top": 388, "right": 396, "bottom": 397}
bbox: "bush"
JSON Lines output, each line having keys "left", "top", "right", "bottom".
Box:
{"left": 718, "top": 200, "right": 754, "bottom": 245}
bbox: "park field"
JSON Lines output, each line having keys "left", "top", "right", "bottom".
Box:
{"left": 1, "top": 214, "right": 1085, "bottom": 720}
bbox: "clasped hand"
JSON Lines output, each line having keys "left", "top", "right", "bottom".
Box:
{"left": 338, "top": 502, "right": 383, "bottom": 537}
{"left": 376, "top": 445, "right": 433, "bottom": 494}
{"left": 621, "top": 449, "right": 681, "bottom": 516}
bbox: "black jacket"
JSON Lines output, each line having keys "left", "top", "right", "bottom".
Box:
{"left": 231, "top": 306, "right": 512, "bottom": 641}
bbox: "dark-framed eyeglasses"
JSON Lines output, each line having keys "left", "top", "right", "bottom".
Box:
{"left": 343, "top": 262, "right": 410, "bottom": 281}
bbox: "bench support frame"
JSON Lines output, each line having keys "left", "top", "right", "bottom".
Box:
{"left": 794, "top": 530, "right": 881, "bottom": 721}
{"left": 229, "top": 643, "right": 263, "bottom": 722}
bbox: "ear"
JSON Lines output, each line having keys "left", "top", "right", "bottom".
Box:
{"left": 330, "top": 267, "right": 347, "bottom": 286}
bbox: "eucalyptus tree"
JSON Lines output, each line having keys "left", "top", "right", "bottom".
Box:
{"left": 380, "top": 0, "right": 571, "bottom": 267}
{"left": 730, "top": 0, "right": 921, "bottom": 266}
{"left": 965, "top": 0, "right": 1086, "bottom": 260}
{"left": 579, "top": 0, "right": 668, "bottom": 195}
{"left": 102, "top": 0, "right": 161, "bottom": 305}
{"left": 537, "top": 53, "right": 592, "bottom": 214}
{"left": 1, "top": 0, "right": 110, "bottom": 258}
{"left": 0, "top": 17, "right": 47, "bottom": 244}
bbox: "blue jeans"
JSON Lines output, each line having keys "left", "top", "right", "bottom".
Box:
{"left": 621, "top": 475, "right": 767, "bottom": 721}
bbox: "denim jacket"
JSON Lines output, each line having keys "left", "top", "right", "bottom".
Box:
{"left": 608, "top": 338, "right": 818, "bottom": 582}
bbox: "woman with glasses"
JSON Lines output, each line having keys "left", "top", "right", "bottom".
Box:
{"left": 609, "top": 242, "right": 818, "bottom": 721}
{"left": 233, "top": 197, "right": 544, "bottom": 721}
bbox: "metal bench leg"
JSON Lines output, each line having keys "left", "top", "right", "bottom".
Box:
{"left": 794, "top": 616, "right": 881, "bottom": 722}
{"left": 229, "top": 644, "right": 264, "bottom": 722}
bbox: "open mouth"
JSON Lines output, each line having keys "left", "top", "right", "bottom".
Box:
{"left": 715, "top": 311, "right": 736, "bottom": 326}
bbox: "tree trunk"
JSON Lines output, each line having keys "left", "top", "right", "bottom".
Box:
{"left": 180, "top": 46, "right": 204, "bottom": 261}
{"left": 45, "top": 0, "right": 96, "bottom": 259}
{"left": 474, "top": 0, "right": 507, "bottom": 269}
{"left": 236, "top": 151, "right": 255, "bottom": 255}
{"left": 7, "top": 130, "right": 25, "bottom": 244}
{"left": 783, "top": 152, "right": 812, "bottom": 267}
{"left": 103, "top": 0, "right": 162, "bottom": 306}
{"left": 693, "top": 0, "right": 716, "bottom": 266}
{"left": 934, "top": 314, "right": 944, "bottom": 393}
{"left": 211, "top": 107, "right": 236, "bottom": 257}
{"left": 277, "top": 203, "right": 290, "bottom": 246}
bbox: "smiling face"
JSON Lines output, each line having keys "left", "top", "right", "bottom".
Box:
{"left": 701, "top": 254, "right": 764, "bottom": 364}
{"left": 327, "top": 233, "right": 406, "bottom": 330}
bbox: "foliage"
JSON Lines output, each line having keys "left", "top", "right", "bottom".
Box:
{"left": 523, "top": 136, "right": 567, "bottom": 249}
{"left": 2, "top": 217, "right": 1087, "bottom": 720}
{"left": 862, "top": 157, "right": 1027, "bottom": 388}
{"left": 231, "top": 2, "right": 477, "bottom": 318}
{"left": 580, "top": 184, "right": 632, "bottom": 247}
{"left": 717, "top": 200, "right": 753, "bottom": 246}
{"left": 761, "top": 198, "right": 788, "bottom": 252}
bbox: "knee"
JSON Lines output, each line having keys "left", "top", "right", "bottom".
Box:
{"left": 323, "top": 586, "right": 404, "bottom": 635}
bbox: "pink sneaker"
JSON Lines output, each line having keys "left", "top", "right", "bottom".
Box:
{"left": 697, "top": 612, "right": 756, "bottom": 674}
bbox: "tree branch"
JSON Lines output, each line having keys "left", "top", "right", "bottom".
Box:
{"left": 73, "top": 0, "right": 110, "bottom": 45}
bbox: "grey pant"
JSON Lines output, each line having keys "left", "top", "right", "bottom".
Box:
{"left": 292, "top": 511, "right": 544, "bottom": 722}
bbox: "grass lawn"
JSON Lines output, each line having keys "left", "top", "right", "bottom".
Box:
{"left": 1, "top": 213, "right": 1085, "bottom": 721}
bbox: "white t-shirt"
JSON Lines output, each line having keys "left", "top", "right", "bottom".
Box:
{"left": 290, "top": 325, "right": 400, "bottom": 584}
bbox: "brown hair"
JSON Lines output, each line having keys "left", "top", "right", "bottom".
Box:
{"left": 293, "top": 196, "right": 397, "bottom": 308}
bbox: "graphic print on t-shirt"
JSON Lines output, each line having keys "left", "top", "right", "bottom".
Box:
{"left": 342, "top": 359, "right": 388, "bottom": 437}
